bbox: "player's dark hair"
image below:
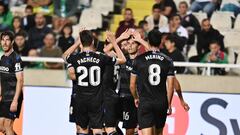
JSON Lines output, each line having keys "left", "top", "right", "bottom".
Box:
{"left": 179, "top": 1, "right": 189, "bottom": 8}
{"left": 147, "top": 29, "right": 162, "bottom": 47}
{"left": 125, "top": 8, "right": 133, "bottom": 13}
{"left": 0, "top": 31, "right": 15, "bottom": 42}
{"left": 80, "top": 30, "right": 94, "bottom": 47}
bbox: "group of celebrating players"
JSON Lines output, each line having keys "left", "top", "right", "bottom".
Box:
{"left": 0, "top": 28, "right": 190, "bottom": 135}
{"left": 63, "top": 28, "right": 190, "bottom": 135}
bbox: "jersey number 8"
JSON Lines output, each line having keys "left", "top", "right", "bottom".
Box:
{"left": 148, "top": 64, "right": 161, "bottom": 85}
{"left": 77, "top": 66, "right": 101, "bottom": 86}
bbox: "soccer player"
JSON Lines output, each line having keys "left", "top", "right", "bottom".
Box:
{"left": 62, "top": 30, "right": 126, "bottom": 135}
{"left": 130, "top": 30, "right": 175, "bottom": 135}
{"left": 0, "top": 31, "right": 24, "bottom": 135}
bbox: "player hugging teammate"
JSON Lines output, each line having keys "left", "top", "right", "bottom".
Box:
{"left": 64, "top": 28, "right": 189, "bottom": 135}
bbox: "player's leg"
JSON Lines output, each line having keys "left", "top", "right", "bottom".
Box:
{"left": 0, "top": 118, "right": 5, "bottom": 133}
{"left": 155, "top": 128, "right": 163, "bottom": 135}
{"left": 154, "top": 101, "right": 168, "bottom": 135}
{"left": 141, "top": 127, "right": 154, "bottom": 135}
{"left": 3, "top": 118, "right": 14, "bottom": 135}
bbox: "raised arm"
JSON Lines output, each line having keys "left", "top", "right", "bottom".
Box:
{"left": 106, "top": 31, "right": 126, "bottom": 65}
{"left": 132, "top": 30, "right": 150, "bottom": 51}
{"left": 62, "top": 38, "right": 81, "bottom": 61}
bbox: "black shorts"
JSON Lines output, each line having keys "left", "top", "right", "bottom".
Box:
{"left": 138, "top": 100, "right": 168, "bottom": 129}
{"left": 103, "top": 92, "right": 119, "bottom": 127}
{"left": 119, "top": 96, "right": 138, "bottom": 129}
{"left": 0, "top": 100, "right": 23, "bottom": 120}
{"left": 73, "top": 94, "right": 103, "bottom": 129}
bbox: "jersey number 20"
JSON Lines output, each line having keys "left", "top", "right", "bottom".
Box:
{"left": 77, "top": 66, "right": 101, "bottom": 86}
{"left": 148, "top": 64, "right": 161, "bottom": 85}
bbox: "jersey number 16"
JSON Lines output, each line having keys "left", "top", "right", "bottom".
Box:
{"left": 77, "top": 66, "right": 101, "bottom": 86}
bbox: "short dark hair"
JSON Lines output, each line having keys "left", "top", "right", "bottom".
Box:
{"left": 125, "top": 8, "right": 133, "bottom": 13}
{"left": 209, "top": 40, "right": 220, "bottom": 46}
{"left": 147, "top": 29, "right": 162, "bottom": 47}
{"left": 80, "top": 30, "right": 94, "bottom": 47}
{"left": 169, "top": 14, "right": 181, "bottom": 21}
{"left": 44, "top": 32, "right": 56, "bottom": 42}
{"left": 138, "top": 20, "right": 148, "bottom": 28}
{"left": 0, "top": 31, "right": 15, "bottom": 42}
{"left": 202, "top": 18, "right": 210, "bottom": 23}
{"left": 152, "top": 3, "right": 161, "bottom": 11}
{"left": 25, "top": 5, "right": 33, "bottom": 11}
{"left": 165, "top": 34, "right": 176, "bottom": 44}
{"left": 179, "top": 1, "right": 189, "bottom": 8}
{"left": 61, "top": 23, "right": 73, "bottom": 35}
{"left": 15, "top": 31, "right": 27, "bottom": 38}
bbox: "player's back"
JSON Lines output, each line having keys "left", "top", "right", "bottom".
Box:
{"left": 67, "top": 51, "right": 116, "bottom": 97}
{"left": 132, "top": 51, "right": 174, "bottom": 102}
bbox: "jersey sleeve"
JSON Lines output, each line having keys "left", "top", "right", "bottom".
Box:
{"left": 102, "top": 54, "right": 117, "bottom": 66}
{"left": 167, "top": 61, "right": 175, "bottom": 76}
{"left": 131, "top": 59, "right": 138, "bottom": 76}
{"left": 66, "top": 54, "right": 75, "bottom": 64}
{"left": 15, "top": 55, "right": 23, "bottom": 73}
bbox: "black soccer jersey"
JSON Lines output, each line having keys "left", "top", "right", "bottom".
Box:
{"left": 0, "top": 51, "right": 23, "bottom": 102}
{"left": 119, "top": 57, "right": 134, "bottom": 97}
{"left": 131, "top": 51, "right": 175, "bottom": 101}
{"left": 66, "top": 51, "right": 116, "bottom": 97}
{"left": 102, "top": 64, "right": 120, "bottom": 97}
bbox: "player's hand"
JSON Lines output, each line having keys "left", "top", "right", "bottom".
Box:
{"left": 106, "top": 31, "right": 116, "bottom": 43}
{"left": 10, "top": 100, "right": 18, "bottom": 112}
{"left": 134, "top": 98, "right": 139, "bottom": 108}
{"left": 119, "top": 29, "right": 131, "bottom": 40}
{"left": 167, "top": 106, "right": 172, "bottom": 115}
{"left": 181, "top": 101, "right": 190, "bottom": 111}
{"left": 0, "top": 95, "right": 2, "bottom": 102}
{"left": 132, "top": 30, "right": 142, "bottom": 41}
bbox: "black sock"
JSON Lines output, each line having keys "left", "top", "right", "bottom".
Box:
{"left": 116, "top": 125, "right": 123, "bottom": 135}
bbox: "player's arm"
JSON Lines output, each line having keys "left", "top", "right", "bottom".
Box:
{"left": 103, "top": 29, "right": 130, "bottom": 53}
{"left": 174, "top": 77, "right": 190, "bottom": 111}
{"left": 62, "top": 38, "right": 81, "bottom": 61}
{"left": 67, "top": 64, "right": 76, "bottom": 80}
{"left": 0, "top": 78, "right": 2, "bottom": 102}
{"left": 166, "top": 61, "right": 175, "bottom": 115}
{"left": 130, "top": 74, "right": 139, "bottom": 107}
{"left": 11, "top": 71, "right": 24, "bottom": 112}
{"left": 132, "top": 30, "right": 150, "bottom": 51}
{"left": 106, "top": 31, "right": 126, "bottom": 65}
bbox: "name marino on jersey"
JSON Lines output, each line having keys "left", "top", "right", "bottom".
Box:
{"left": 145, "top": 54, "right": 164, "bottom": 61}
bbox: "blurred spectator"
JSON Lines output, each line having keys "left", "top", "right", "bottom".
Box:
{"left": 51, "top": 16, "right": 65, "bottom": 37}
{"left": 0, "top": 1, "right": 13, "bottom": 31}
{"left": 22, "top": 5, "right": 35, "bottom": 31}
{"left": 13, "top": 32, "right": 30, "bottom": 57}
{"left": 178, "top": 1, "right": 201, "bottom": 53}
{"left": 138, "top": 20, "right": 149, "bottom": 38}
{"left": 115, "top": 8, "right": 136, "bottom": 38}
{"left": 196, "top": 18, "right": 224, "bottom": 56}
{"left": 28, "top": 13, "right": 52, "bottom": 49}
{"left": 135, "top": 26, "right": 147, "bottom": 54}
{"left": 27, "top": 49, "right": 44, "bottom": 69}
{"left": 190, "top": 0, "right": 218, "bottom": 18}
{"left": 159, "top": 14, "right": 188, "bottom": 51}
{"left": 163, "top": 34, "right": 186, "bottom": 73}
{"left": 9, "top": 0, "right": 25, "bottom": 7}
{"left": 27, "top": 0, "right": 54, "bottom": 15}
{"left": 155, "top": 0, "right": 177, "bottom": 18}
{"left": 12, "top": 16, "right": 28, "bottom": 36}
{"left": 58, "top": 23, "right": 75, "bottom": 53}
{"left": 53, "top": 0, "right": 79, "bottom": 24}
{"left": 221, "top": 0, "right": 240, "bottom": 17}
{"left": 200, "top": 41, "right": 228, "bottom": 75}
{"left": 91, "top": 30, "right": 105, "bottom": 52}
{"left": 145, "top": 4, "right": 168, "bottom": 31}
{"left": 39, "top": 33, "right": 63, "bottom": 69}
